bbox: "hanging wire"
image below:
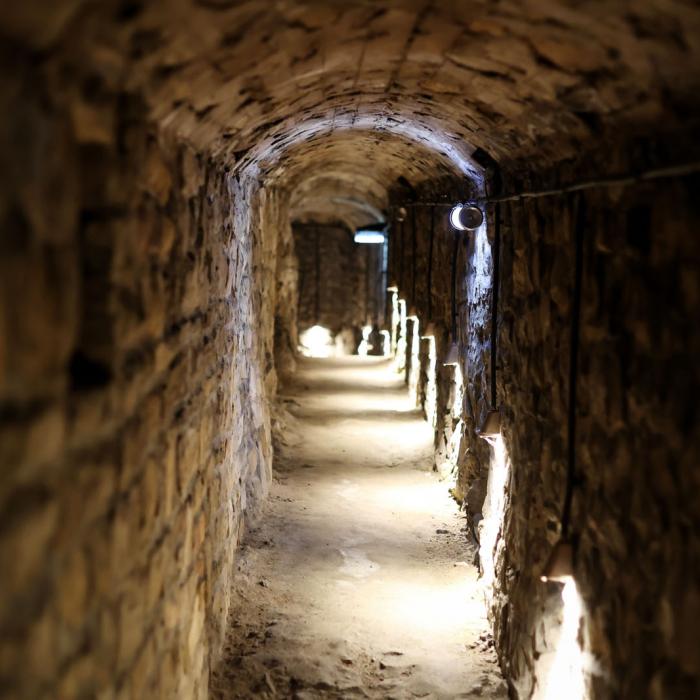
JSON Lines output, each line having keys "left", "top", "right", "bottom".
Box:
{"left": 393, "top": 160, "right": 700, "bottom": 209}
{"left": 450, "top": 227, "right": 459, "bottom": 341}
{"left": 364, "top": 245, "right": 369, "bottom": 323}
{"left": 427, "top": 206, "right": 435, "bottom": 319}
{"left": 314, "top": 227, "right": 321, "bottom": 322}
{"left": 381, "top": 237, "right": 389, "bottom": 325}
{"left": 398, "top": 219, "right": 405, "bottom": 292}
{"left": 411, "top": 206, "right": 418, "bottom": 303}
{"left": 561, "top": 194, "right": 585, "bottom": 540}
{"left": 490, "top": 203, "right": 501, "bottom": 410}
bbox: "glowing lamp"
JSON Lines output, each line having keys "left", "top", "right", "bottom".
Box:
{"left": 478, "top": 408, "right": 501, "bottom": 439}
{"left": 450, "top": 204, "right": 484, "bottom": 231}
{"left": 443, "top": 342, "right": 459, "bottom": 366}
{"left": 396, "top": 206, "right": 407, "bottom": 222}
{"left": 420, "top": 322, "right": 436, "bottom": 339}
{"left": 354, "top": 229, "right": 386, "bottom": 244}
{"left": 354, "top": 221, "right": 387, "bottom": 244}
{"left": 540, "top": 541, "right": 574, "bottom": 583}
{"left": 387, "top": 285, "right": 399, "bottom": 293}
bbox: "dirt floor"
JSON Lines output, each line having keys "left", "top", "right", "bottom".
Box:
{"left": 211, "top": 356, "right": 508, "bottom": 699}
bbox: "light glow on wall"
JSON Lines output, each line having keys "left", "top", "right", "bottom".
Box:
{"left": 395, "top": 299, "right": 407, "bottom": 374}
{"left": 407, "top": 316, "right": 421, "bottom": 405}
{"left": 539, "top": 579, "right": 586, "bottom": 700}
{"left": 478, "top": 434, "right": 510, "bottom": 592}
{"left": 390, "top": 290, "right": 400, "bottom": 355}
{"left": 440, "top": 364, "right": 465, "bottom": 481}
{"left": 358, "top": 325, "right": 373, "bottom": 356}
{"left": 380, "top": 330, "right": 391, "bottom": 356}
{"left": 299, "top": 325, "right": 335, "bottom": 358}
{"left": 421, "top": 334, "right": 438, "bottom": 429}
{"left": 450, "top": 363, "right": 464, "bottom": 421}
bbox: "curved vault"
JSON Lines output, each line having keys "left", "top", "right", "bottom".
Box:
{"left": 128, "top": 1, "right": 698, "bottom": 158}
{"left": 274, "top": 129, "right": 472, "bottom": 230}
{"left": 24, "top": 0, "right": 700, "bottom": 221}
{"left": 0, "top": 3, "right": 698, "bottom": 699}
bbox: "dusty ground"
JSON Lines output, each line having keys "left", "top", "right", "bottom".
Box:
{"left": 211, "top": 356, "right": 507, "bottom": 699}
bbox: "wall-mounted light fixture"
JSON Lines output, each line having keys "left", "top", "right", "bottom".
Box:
{"left": 450, "top": 203, "right": 484, "bottom": 231}
{"left": 443, "top": 342, "right": 459, "bottom": 366}
{"left": 420, "top": 322, "right": 435, "bottom": 340}
{"left": 355, "top": 222, "right": 387, "bottom": 244}
{"left": 540, "top": 541, "right": 575, "bottom": 583}
{"left": 355, "top": 230, "right": 385, "bottom": 243}
{"left": 478, "top": 408, "right": 501, "bottom": 438}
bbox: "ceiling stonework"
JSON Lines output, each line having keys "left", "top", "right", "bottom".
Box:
{"left": 3, "top": 0, "right": 699, "bottom": 223}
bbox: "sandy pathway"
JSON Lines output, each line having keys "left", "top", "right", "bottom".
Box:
{"left": 211, "top": 356, "right": 507, "bottom": 699}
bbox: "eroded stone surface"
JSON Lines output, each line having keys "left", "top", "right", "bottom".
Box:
{"left": 0, "top": 98, "right": 289, "bottom": 698}
{"left": 1, "top": 1, "right": 699, "bottom": 699}
{"left": 387, "top": 173, "right": 700, "bottom": 699}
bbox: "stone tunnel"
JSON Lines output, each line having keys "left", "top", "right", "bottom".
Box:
{"left": 1, "top": 1, "right": 699, "bottom": 698}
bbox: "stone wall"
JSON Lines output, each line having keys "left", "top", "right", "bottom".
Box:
{"left": 387, "top": 170, "right": 700, "bottom": 698}
{"left": 0, "top": 66, "right": 285, "bottom": 700}
{"left": 386, "top": 199, "right": 492, "bottom": 492}
{"left": 293, "top": 222, "right": 383, "bottom": 337}
{"left": 1, "top": 1, "right": 699, "bottom": 698}
{"left": 273, "top": 207, "right": 299, "bottom": 381}
{"left": 494, "top": 177, "right": 700, "bottom": 699}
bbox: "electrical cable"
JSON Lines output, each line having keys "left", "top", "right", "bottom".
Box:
{"left": 490, "top": 203, "right": 501, "bottom": 410}
{"left": 364, "top": 245, "right": 369, "bottom": 323}
{"left": 314, "top": 227, "right": 321, "bottom": 322}
{"left": 427, "top": 206, "right": 435, "bottom": 319}
{"left": 395, "top": 160, "right": 700, "bottom": 209}
{"left": 411, "top": 206, "right": 417, "bottom": 303}
{"left": 561, "top": 195, "right": 585, "bottom": 540}
{"left": 398, "top": 219, "right": 405, "bottom": 292}
{"left": 450, "top": 226, "right": 458, "bottom": 341}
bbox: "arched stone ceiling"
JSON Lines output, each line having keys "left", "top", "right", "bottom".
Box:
{"left": 127, "top": 0, "right": 700, "bottom": 170}
{"left": 290, "top": 172, "right": 393, "bottom": 231}
{"left": 264, "top": 129, "right": 464, "bottom": 188}
{"left": 273, "top": 129, "right": 466, "bottom": 228}
{"left": 7, "top": 0, "right": 700, "bottom": 222}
